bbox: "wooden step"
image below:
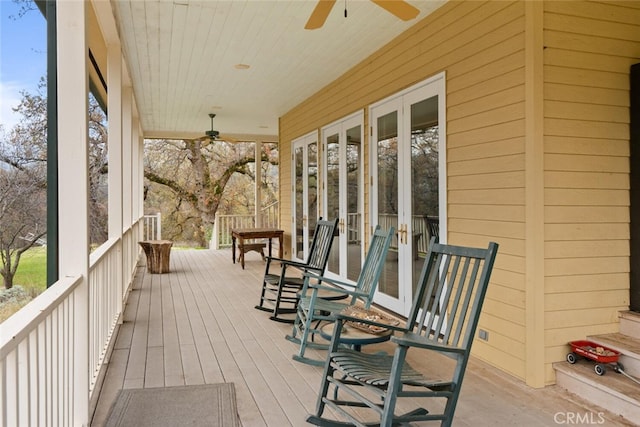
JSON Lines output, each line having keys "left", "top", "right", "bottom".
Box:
{"left": 620, "top": 311, "right": 640, "bottom": 339}
{"left": 588, "top": 333, "right": 640, "bottom": 378}
{"left": 554, "top": 361, "right": 640, "bottom": 424}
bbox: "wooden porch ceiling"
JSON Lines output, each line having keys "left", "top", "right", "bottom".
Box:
{"left": 91, "top": 248, "right": 631, "bottom": 426}
{"left": 107, "top": 1, "right": 447, "bottom": 141}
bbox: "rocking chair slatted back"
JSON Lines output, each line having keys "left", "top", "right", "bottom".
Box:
{"left": 425, "top": 215, "right": 440, "bottom": 243}
{"left": 305, "top": 221, "right": 335, "bottom": 270}
{"left": 351, "top": 225, "right": 394, "bottom": 306}
{"left": 255, "top": 217, "right": 339, "bottom": 323}
{"left": 412, "top": 242, "right": 491, "bottom": 350}
{"left": 288, "top": 225, "right": 394, "bottom": 365}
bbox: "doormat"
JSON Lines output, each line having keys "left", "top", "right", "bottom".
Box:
{"left": 105, "top": 383, "right": 239, "bottom": 427}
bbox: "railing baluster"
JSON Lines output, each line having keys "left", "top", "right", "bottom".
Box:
{"left": 0, "top": 220, "right": 141, "bottom": 426}
{"left": 215, "top": 203, "right": 280, "bottom": 248}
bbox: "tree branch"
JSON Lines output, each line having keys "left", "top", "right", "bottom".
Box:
{"left": 144, "top": 169, "right": 198, "bottom": 205}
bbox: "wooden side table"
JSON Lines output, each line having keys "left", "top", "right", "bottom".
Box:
{"left": 231, "top": 228, "right": 284, "bottom": 269}
{"left": 139, "top": 240, "right": 173, "bottom": 274}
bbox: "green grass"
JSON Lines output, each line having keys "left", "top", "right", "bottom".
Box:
{"left": 0, "top": 247, "right": 47, "bottom": 322}
{"left": 13, "top": 246, "right": 47, "bottom": 295}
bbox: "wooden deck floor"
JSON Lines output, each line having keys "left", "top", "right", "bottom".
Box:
{"left": 91, "top": 248, "right": 634, "bottom": 426}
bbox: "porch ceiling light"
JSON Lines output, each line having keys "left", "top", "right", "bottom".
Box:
{"left": 234, "top": 63, "right": 250, "bottom": 70}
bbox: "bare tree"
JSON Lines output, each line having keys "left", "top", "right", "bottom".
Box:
{"left": 0, "top": 79, "right": 109, "bottom": 288}
{"left": 144, "top": 139, "right": 278, "bottom": 247}
{"left": 87, "top": 94, "right": 109, "bottom": 245}
{"left": 0, "top": 167, "right": 46, "bottom": 289}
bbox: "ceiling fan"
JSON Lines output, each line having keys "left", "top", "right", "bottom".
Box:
{"left": 197, "top": 113, "right": 238, "bottom": 143}
{"left": 305, "top": 0, "right": 420, "bottom": 30}
{"left": 203, "top": 113, "right": 220, "bottom": 141}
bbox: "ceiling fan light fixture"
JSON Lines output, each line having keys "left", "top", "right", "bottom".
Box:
{"left": 305, "top": 0, "right": 419, "bottom": 29}
{"left": 204, "top": 113, "right": 220, "bottom": 140}
{"left": 197, "top": 113, "right": 238, "bottom": 143}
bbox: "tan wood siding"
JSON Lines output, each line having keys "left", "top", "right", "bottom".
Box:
{"left": 542, "top": 0, "right": 640, "bottom": 384}
{"left": 281, "top": 0, "right": 530, "bottom": 381}
{"left": 279, "top": 0, "right": 640, "bottom": 387}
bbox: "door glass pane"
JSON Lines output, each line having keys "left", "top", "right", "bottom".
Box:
{"left": 308, "top": 142, "right": 318, "bottom": 249}
{"left": 377, "top": 111, "right": 399, "bottom": 298}
{"left": 326, "top": 133, "right": 340, "bottom": 274}
{"left": 411, "top": 96, "right": 439, "bottom": 296}
{"left": 294, "top": 146, "right": 304, "bottom": 258}
{"left": 346, "top": 125, "right": 361, "bottom": 281}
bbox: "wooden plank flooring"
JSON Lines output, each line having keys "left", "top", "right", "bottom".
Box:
{"left": 91, "top": 248, "right": 635, "bottom": 426}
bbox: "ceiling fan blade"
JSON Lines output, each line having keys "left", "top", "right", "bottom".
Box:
{"left": 305, "top": 0, "right": 337, "bottom": 30}
{"left": 370, "top": 0, "right": 420, "bottom": 21}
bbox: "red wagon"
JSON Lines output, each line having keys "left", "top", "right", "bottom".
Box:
{"left": 567, "top": 340, "right": 622, "bottom": 376}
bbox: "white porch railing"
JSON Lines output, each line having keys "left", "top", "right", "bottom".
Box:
{"left": 0, "top": 220, "right": 142, "bottom": 426}
{"left": 142, "top": 213, "right": 161, "bottom": 240}
{"left": 212, "top": 202, "right": 279, "bottom": 249}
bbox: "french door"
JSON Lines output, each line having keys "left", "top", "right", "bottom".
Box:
{"left": 370, "top": 73, "right": 446, "bottom": 316}
{"left": 292, "top": 132, "right": 319, "bottom": 262}
{"left": 323, "top": 112, "right": 364, "bottom": 282}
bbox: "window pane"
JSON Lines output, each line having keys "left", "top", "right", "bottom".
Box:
{"left": 346, "top": 125, "right": 361, "bottom": 281}
{"left": 377, "top": 111, "right": 398, "bottom": 298}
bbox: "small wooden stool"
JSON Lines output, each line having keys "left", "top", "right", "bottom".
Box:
{"left": 238, "top": 242, "right": 266, "bottom": 268}
{"left": 139, "top": 240, "right": 173, "bottom": 274}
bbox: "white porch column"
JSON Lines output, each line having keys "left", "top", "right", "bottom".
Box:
{"left": 131, "top": 117, "right": 142, "bottom": 231}
{"left": 255, "top": 140, "right": 262, "bottom": 227}
{"left": 57, "top": 0, "right": 90, "bottom": 424}
{"left": 107, "top": 44, "right": 124, "bottom": 317}
{"left": 122, "top": 88, "right": 133, "bottom": 230}
{"left": 107, "top": 48, "right": 123, "bottom": 238}
{"left": 136, "top": 119, "right": 144, "bottom": 224}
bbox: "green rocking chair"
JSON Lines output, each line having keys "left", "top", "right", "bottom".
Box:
{"left": 286, "top": 225, "right": 394, "bottom": 365}
{"left": 307, "top": 238, "right": 499, "bottom": 427}
{"left": 255, "top": 217, "right": 338, "bottom": 323}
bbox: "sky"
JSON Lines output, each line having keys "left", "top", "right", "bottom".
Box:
{"left": 0, "top": 0, "right": 47, "bottom": 131}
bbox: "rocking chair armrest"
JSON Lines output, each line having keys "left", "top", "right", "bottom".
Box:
{"left": 300, "top": 273, "right": 358, "bottom": 297}
{"left": 307, "top": 282, "right": 362, "bottom": 298}
{"left": 335, "top": 313, "right": 408, "bottom": 333}
{"left": 265, "top": 256, "right": 314, "bottom": 271}
{"left": 265, "top": 255, "right": 296, "bottom": 264}
{"left": 299, "top": 273, "right": 358, "bottom": 298}
{"left": 391, "top": 331, "right": 466, "bottom": 354}
{"left": 303, "top": 271, "right": 357, "bottom": 290}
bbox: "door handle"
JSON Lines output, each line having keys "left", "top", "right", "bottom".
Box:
{"left": 399, "top": 224, "right": 407, "bottom": 244}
